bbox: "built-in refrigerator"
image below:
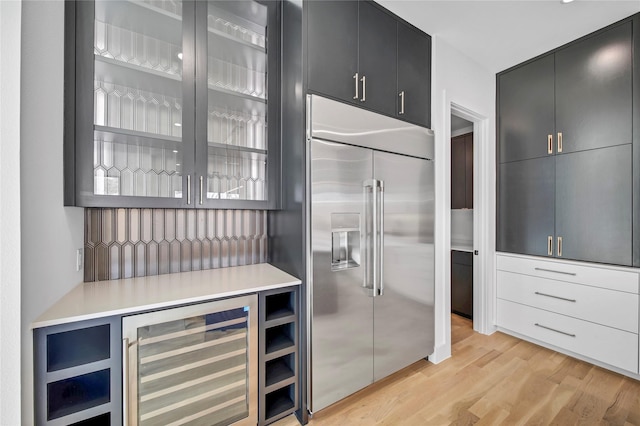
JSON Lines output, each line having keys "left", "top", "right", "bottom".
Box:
{"left": 306, "top": 95, "right": 435, "bottom": 412}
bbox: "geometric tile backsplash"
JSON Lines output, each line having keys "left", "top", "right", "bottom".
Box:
{"left": 84, "top": 208, "right": 268, "bottom": 282}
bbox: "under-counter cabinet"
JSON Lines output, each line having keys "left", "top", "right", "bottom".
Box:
{"left": 259, "top": 287, "right": 299, "bottom": 425}
{"left": 451, "top": 251, "right": 473, "bottom": 319}
{"left": 306, "top": 0, "right": 431, "bottom": 127}
{"left": 497, "top": 18, "right": 636, "bottom": 266}
{"left": 64, "top": 0, "right": 281, "bottom": 209}
{"left": 33, "top": 265, "right": 301, "bottom": 426}
{"left": 496, "top": 254, "right": 640, "bottom": 375}
{"left": 34, "top": 317, "right": 121, "bottom": 425}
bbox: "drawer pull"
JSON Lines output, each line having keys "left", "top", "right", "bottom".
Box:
{"left": 535, "top": 323, "right": 576, "bottom": 337}
{"left": 534, "top": 291, "right": 576, "bottom": 303}
{"left": 534, "top": 267, "right": 576, "bottom": 276}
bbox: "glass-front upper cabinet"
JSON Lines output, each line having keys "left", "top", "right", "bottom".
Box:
{"left": 195, "top": 1, "right": 279, "bottom": 208}
{"left": 65, "top": 1, "right": 280, "bottom": 209}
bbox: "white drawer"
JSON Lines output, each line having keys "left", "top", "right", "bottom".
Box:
{"left": 496, "top": 254, "right": 639, "bottom": 294}
{"left": 497, "top": 270, "right": 639, "bottom": 333}
{"left": 497, "top": 299, "right": 639, "bottom": 374}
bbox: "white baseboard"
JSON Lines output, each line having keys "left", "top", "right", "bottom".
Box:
{"left": 428, "top": 343, "right": 452, "bottom": 364}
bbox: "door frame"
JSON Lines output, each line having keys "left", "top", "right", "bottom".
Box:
{"left": 450, "top": 102, "right": 490, "bottom": 335}
{"left": 430, "top": 96, "right": 495, "bottom": 364}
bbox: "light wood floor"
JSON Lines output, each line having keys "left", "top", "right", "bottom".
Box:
{"left": 274, "top": 314, "right": 640, "bottom": 425}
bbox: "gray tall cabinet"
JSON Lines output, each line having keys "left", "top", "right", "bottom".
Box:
{"left": 497, "top": 16, "right": 639, "bottom": 267}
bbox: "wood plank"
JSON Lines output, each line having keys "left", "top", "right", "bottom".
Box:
{"left": 272, "top": 315, "right": 640, "bottom": 426}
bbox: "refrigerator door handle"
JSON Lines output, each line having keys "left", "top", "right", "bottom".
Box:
{"left": 363, "top": 179, "right": 378, "bottom": 297}
{"left": 377, "top": 180, "right": 384, "bottom": 296}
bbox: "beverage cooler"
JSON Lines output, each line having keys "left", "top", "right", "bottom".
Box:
{"left": 122, "top": 295, "right": 257, "bottom": 425}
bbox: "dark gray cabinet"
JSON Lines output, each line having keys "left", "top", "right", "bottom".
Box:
{"left": 306, "top": 0, "right": 431, "bottom": 127}
{"left": 306, "top": 0, "right": 358, "bottom": 105}
{"left": 65, "top": 0, "right": 281, "bottom": 209}
{"left": 555, "top": 23, "right": 632, "bottom": 154}
{"left": 497, "top": 18, "right": 637, "bottom": 266}
{"left": 451, "top": 132, "right": 473, "bottom": 209}
{"left": 498, "top": 54, "right": 555, "bottom": 164}
{"left": 358, "top": 1, "right": 397, "bottom": 117}
{"left": 556, "top": 145, "right": 632, "bottom": 265}
{"left": 451, "top": 251, "right": 472, "bottom": 319}
{"left": 397, "top": 21, "right": 431, "bottom": 128}
{"left": 498, "top": 158, "right": 555, "bottom": 257}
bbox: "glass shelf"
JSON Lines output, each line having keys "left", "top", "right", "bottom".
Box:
{"left": 94, "top": 126, "right": 182, "bottom": 147}
{"left": 95, "top": 56, "right": 182, "bottom": 99}
{"left": 95, "top": 0, "right": 182, "bottom": 43}
{"left": 208, "top": 1, "right": 266, "bottom": 50}
{"left": 208, "top": 26, "right": 266, "bottom": 53}
{"left": 209, "top": 84, "right": 266, "bottom": 104}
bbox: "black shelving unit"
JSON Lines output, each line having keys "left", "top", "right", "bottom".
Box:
{"left": 259, "top": 286, "right": 299, "bottom": 425}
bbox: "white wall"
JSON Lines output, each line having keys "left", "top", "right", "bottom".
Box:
{"left": 430, "top": 37, "right": 497, "bottom": 362}
{"left": 20, "top": 1, "right": 85, "bottom": 423}
{"left": 1, "top": 1, "right": 23, "bottom": 425}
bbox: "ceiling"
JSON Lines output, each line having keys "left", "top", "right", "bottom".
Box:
{"left": 377, "top": 0, "right": 640, "bottom": 73}
{"left": 451, "top": 114, "right": 473, "bottom": 132}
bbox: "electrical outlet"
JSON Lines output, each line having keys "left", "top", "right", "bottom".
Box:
{"left": 76, "top": 248, "right": 84, "bottom": 272}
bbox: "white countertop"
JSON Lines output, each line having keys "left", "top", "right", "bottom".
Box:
{"left": 33, "top": 263, "right": 301, "bottom": 329}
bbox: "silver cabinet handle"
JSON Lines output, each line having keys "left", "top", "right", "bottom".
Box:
{"left": 199, "top": 176, "right": 204, "bottom": 205}
{"left": 187, "top": 174, "right": 191, "bottom": 205}
{"left": 377, "top": 180, "right": 384, "bottom": 296}
{"left": 534, "top": 291, "right": 576, "bottom": 303}
{"left": 122, "top": 338, "right": 129, "bottom": 426}
{"left": 353, "top": 72, "right": 359, "bottom": 100}
{"left": 557, "top": 236, "right": 562, "bottom": 257}
{"left": 535, "top": 323, "right": 575, "bottom": 337}
{"left": 557, "top": 132, "right": 563, "bottom": 153}
{"left": 399, "top": 91, "right": 405, "bottom": 115}
{"left": 534, "top": 267, "right": 576, "bottom": 276}
{"left": 547, "top": 236, "right": 553, "bottom": 256}
{"left": 547, "top": 134, "right": 553, "bottom": 154}
{"left": 360, "top": 75, "right": 366, "bottom": 102}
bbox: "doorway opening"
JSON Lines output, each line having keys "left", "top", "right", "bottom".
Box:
{"left": 450, "top": 113, "right": 474, "bottom": 345}
{"left": 444, "top": 100, "right": 491, "bottom": 358}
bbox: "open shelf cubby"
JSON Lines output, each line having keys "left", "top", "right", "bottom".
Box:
{"left": 265, "top": 353, "right": 295, "bottom": 390}
{"left": 265, "top": 291, "right": 295, "bottom": 324}
{"left": 265, "top": 384, "right": 296, "bottom": 422}
{"left": 265, "top": 323, "right": 295, "bottom": 358}
{"left": 259, "top": 286, "right": 298, "bottom": 425}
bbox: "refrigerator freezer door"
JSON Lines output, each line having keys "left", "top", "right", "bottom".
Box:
{"left": 373, "top": 151, "right": 435, "bottom": 381}
{"left": 310, "top": 139, "right": 374, "bottom": 412}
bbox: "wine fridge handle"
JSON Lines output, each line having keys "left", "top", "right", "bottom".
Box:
{"left": 122, "top": 338, "right": 129, "bottom": 426}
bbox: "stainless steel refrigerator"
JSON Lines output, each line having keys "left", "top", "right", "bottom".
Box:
{"left": 306, "top": 95, "right": 435, "bottom": 412}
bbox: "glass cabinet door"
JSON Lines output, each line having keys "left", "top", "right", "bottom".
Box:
{"left": 194, "top": 1, "right": 279, "bottom": 209}
{"left": 74, "top": 0, "right": 193, "bottom": 207}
